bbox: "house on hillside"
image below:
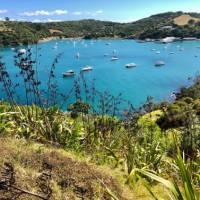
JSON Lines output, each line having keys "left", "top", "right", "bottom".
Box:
{"left": 159, "top": 25, "right": 174, "bottom": 30}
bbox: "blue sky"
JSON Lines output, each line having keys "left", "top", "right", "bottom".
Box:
{"left": 0, "top": 0, "right": 200, "bottom": 22}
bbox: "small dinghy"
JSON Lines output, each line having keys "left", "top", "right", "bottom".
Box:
{"left": 81, "top": 66, "right": 93, "bottom": 72}
{"left": 53, "top": 45, "right": 58, "bottom": 49}
{"left": 170, "top": 92, "right": 176, "bottom": 99}
{"left": 63, "top": 70, "right": 75, "bottom": 77}
{"left": 179, "top": 48, "right": 184, "bottom": 51}
{"left": 155, "top": 61, "right": 165, "bottom": 67}
{"left": 125, "top": 63, "right": 137, "bottom": 68}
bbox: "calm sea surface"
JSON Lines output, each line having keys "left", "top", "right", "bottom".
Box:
{"left": 1, "top": 39, "right": 200, "bottom": 109}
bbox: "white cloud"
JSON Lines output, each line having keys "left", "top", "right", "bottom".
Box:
{"left": 28, "top": 18, "right": 62, "bottom": 23}
{"left": 96, "top": 10, "right": 103, "bottom": 14}
{"left": 22, "top": 10, "right": 49, "bottom": 16}
{"left": 46, "top": 18, "right": 62, "bottom": 22}
{"left": 0, "top": 9, "right": 8, "bottom": 14}
{"left": 10, "top": 18, "right": 19, "bottom": 21}
{"left": 73, "top": 11, "right": 82, "bottom": 16}
{"left": 86, "top": 10, "right": 103, "bottom": 16}
{"left": 53, "top": 10, "right": 68, "bottom": 15}
{"left": 21, "top": 10, "right": 68, "bottom": 16}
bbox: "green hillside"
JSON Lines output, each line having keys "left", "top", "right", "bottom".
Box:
{"left": 1, "top": 12, "right": 200, "bottom": 47}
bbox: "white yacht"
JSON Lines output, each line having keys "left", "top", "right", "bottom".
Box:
{"left": 63, "top": 70, "right": 75, "bottom": 77}
{"left": 125, "top": 63, "right": 137, "bottom": 68}
{"left": 81, "top": 66, "right": 93, "bottom": 72}
{"left": 155, "top": 61, "right": 165, "bottom": 66}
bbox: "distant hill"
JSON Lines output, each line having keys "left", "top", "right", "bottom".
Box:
{"left": 128, "top": 11, "right": 200, "bottom": 39}
{"left": 1, "top": 11, "right": 200, "bottom": 47}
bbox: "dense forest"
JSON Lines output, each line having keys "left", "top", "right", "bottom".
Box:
{"left": 2, "top": 11, "right": 200, "bottom": 46}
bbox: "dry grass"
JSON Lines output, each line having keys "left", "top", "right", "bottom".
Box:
{"left": 0, "top": 27, "right": 12, "bottom": 32}
{"left": 173, "top": 14, "right": 200, "bottom": 26}
{"left": 0, "top": 22, "right": 13, "bottom": 32}
{"left": 49, "top": 29, "right": 63, "bottom": 34}
{"left": 0, "top": 137, "right": 172, "bottom": 199}
{"left": 0, "top": 137, "right": 135, "bottom": 200}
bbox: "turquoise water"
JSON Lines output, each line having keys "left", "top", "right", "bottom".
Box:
{"left": 1, "top": 39, "right": 200, "bottom": 108}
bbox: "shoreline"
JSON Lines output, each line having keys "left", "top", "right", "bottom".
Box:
{"left": 1, "top": 36, "right": 200, "bottom": 48}
{"left": 38, "top": 36, "right": 61, "bottom": 43}
{"left": 38, "top": 36, "right": 200, "bottom": 43}
{"left": 1, "top": 35, "right": 200, "bottom": 50}
{"left": 38, "top": 36, "right": 123, "bottom": 43}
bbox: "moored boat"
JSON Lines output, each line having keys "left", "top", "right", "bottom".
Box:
{"left": 53, "top": 45, "right": 58, "bottom": 49}
{"left": 111, "top": 56, "right": 119, "bottom": 61}
{"left": 18, "top": 49, "right": 26, "bottom": 54}
{"left": 76, "top": 52, "right": 80, "bottom": 59}
{"left": 155, "top": 61, "right": 165, "bottom": 66}
{"left": 63, "top": 70, "right": 75, "bottom": 77}
{"left": 125, "top": 63, "right": 137, "bottom": 68}
{"left": 81, "top": 66, "right": 93, "bottom": 72}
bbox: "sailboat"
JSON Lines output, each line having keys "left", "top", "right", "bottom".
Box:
{"left": 76, "top": 52, "right": 80, "bottom": 59}
{"left": 111, "top": 50, "right": 119, "bottom": 61}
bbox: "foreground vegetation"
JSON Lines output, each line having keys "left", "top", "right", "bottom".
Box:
{"left": 0, "top": 46, "right": 199, "bottom": 199}
{"left": 2, "top": 11, "right": 200, "bottom": 47}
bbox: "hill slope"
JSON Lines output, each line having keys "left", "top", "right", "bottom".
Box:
{"left": 1, "top": 11, "right": 200, "bottom": 46}
{"left": 0, "top": 137, "right": 134, "bottom": 200}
